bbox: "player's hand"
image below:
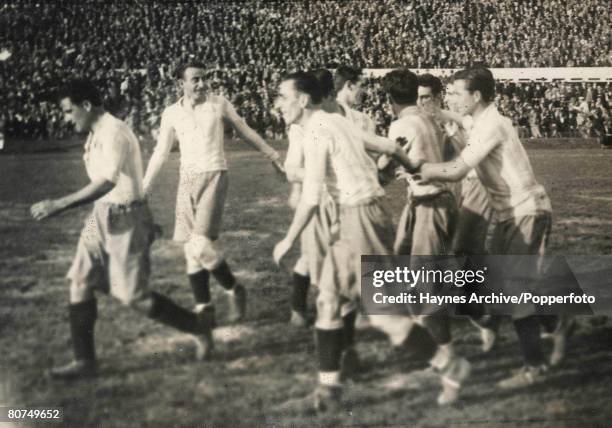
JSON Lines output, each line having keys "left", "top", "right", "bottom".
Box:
{"left": 271, "top": 159, "right": 286, "bottom": 178}
{"left": 30, "top": 199, "right": 62, "bottom": 220}
{"left": 273, "top": 238, "right": 292, "bottom": 266}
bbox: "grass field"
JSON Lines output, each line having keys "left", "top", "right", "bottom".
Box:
{"left": 1, "top": 143, "right": 612, "bottom": 428}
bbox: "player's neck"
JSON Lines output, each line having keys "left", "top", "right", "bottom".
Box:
{"left": 299, "top": 106, "right": 322, "bottom": 127}
{"left": 336, "top": 93, "right": 352, "bottom": 108}
{"left": 471, "top": 102, "right": 491, "bottom": 121}
{"left": 184, "top": 95, "right": 205, "bottom": 110}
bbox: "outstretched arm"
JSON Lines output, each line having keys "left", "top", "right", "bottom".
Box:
{"left": 143, "top": 121, "right": 175, "bottom": 195}
{"left": 223, "top": 101, "right": 284, "bottom": 174}
{"left": 420, "top": 157, "right": 471, "bottom": 182}
{"left": 31, "top": 178, "right": 115, "bottom": 220}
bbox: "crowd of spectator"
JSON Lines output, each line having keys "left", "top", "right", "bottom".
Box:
{"left": 362, "top": 79, "right": 612, "bottom": 139}
{"left": 1, "top": 0, "right": 610, "bottom": 144}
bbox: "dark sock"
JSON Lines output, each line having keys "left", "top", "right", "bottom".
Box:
{"left": 539, "top": 315, "right": 559, "bottom": 334}
{"left": 211, "top": 261, "right": 236, "bottom": 290}
{"left": 291, "top": 272, "right": 310, "bottom": 314}
{"left": 342, "top": 311, "right": 357, "bottom": 348}
{"left": 422, "top": 314, "right": 451, "bottom": 345}
{"left": 513, "top": 316, "right": 545, "bottom": 366}
{"left": 148, "top": 292, "right": 200, "bottom": 334}
{"left": 316, "top": 328, "right": 345, "bottom": 372}
{"left": 189, "top": 270, "right": 211, "bottom": 304}
{"left": 394, "top": 323, "right": 437, "bottom": 363}
{"left": 69, "top": 299, "right": 97, "bottom": 361}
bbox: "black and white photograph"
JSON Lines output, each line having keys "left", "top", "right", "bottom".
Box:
{"left": 1, "top": 1, "right": 611, "bottom": 427}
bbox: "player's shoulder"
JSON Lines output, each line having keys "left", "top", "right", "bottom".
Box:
{"left": 161, "top": 99, "right": 183, "bottom": 118}
{"left": 305, "top": 111, "right": 335, "bottom": 139}
{"left": 96, "top": 113, "right": 134, "bottom": 144}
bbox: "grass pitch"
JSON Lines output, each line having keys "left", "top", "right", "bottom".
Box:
{"left": 1, "top": 143, "right": 612, "bottom": 427}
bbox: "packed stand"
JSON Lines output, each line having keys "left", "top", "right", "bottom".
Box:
{"left": 0, "top": 0, "right": 610, "bottom": 142}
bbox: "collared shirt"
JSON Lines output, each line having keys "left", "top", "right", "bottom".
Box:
{"left": 389, "top": 106, "right": 451, "bottom": 198}
{"left": 339, "top": 102, "right": 376, "bottom": 134}
{"left": 285, "top": 105, "right": 377, "bottom": 183}
{"left": 84, "top": 113, "right": 144, "bottom": 204}
{"left": 460, "top": 104, "right": 551, "bottom": 220}
{"left": 301, "top": 110, "right": 387, "bottom": 206}
{"left": 159, "top": 95, "right": 232, "bottom": 173}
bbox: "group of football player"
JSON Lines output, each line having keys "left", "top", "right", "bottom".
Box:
{"left": 31, "top": 62, "right": 573, "bottom": 413}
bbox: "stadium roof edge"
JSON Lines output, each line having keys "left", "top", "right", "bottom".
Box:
{"left": 364, "top": 68, "right": 612, "bottom": 82}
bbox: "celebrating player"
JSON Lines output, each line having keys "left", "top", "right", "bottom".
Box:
{"left": 273, "top": 71, "right": 469, "bottom": 411}
{"left": 334, "top": 65, "right": 377, "bottom": 134}
{"left": 143, "top": 61, "right": 284, "bottom": 334}
{"left": 419, "top": 67, "right": 571, "bottom": 388}
{"left": 380, "top": 69, "right": 471, "bottom": 403}
{"left": 422, "top": 73, "right": 498, "bottom": 352}
{"left": 30, "top": 79, "right": 214, "bottom": 379}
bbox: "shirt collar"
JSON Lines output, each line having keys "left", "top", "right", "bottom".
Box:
{"left": 397, "top": 105, "right": 420, "bottom": 118}
{"left": 90, "top": 112, "right": 110, "bottom": 134}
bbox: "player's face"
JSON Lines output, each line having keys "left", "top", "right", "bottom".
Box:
{"left": 417, "top": 86, "right": 438, "bottom": 111}
{"left": 275, "top": 80, "right": 303, "bottom": 125}
{"left": 444, "top": 83, "right": 457, "bottom": 112}
{"left": 453, "top": 79, "right": 478, "bottom": 116}
{"left": 60, "top": 97, "right": 93, "bottom": 133}
{"left": 181, "top": 67, "right": 207, "bottom": 102}
{"left": 348, "top": 77, "right": 365, "bottom": 106}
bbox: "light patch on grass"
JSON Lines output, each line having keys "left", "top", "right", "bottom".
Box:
{"left": 132, "top": 332, "right": 205, "bottom": 358}
{"left": 214, "top": 325, "right": 257, "bottom": 343}
{"left": 224, "top": 230, "right": 271, "bottom": 241}
{"left": 378, "top": 370, "right": 438, "bottom": 391}
{"left": 252, "top": 196, "right": 284, "bottom": 207}
{"left": 0, "top": 202, "right": 30, "bottom": 225}
{"left": 558, "top": 217, "right": 612, "bottom": 226}
{"left": 233, "top": 269, "right": 268, "bottom": 282}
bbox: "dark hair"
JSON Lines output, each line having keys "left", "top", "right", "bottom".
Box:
{"left": 333, "top": 65, "right": 362, "bottom": 93}
{"left": 283, "top": 71, "right": 323, "bottom": 105}
{"left": 417, "top": 73, "right": 443, "bottom": 97}
{"left": 311, "top": 68, "right": 335, "bottom": 99}
{"left": 453, "top": 67, "right": 495, "bottom": 103}
{"left": 57, "top": 79, "right": 102, "bottom": 107}
{"left": 175, "top": 60, "right": 207, "bottom": 79}
{"left": 381, "top": 69, "right": 419, "bottom": 105}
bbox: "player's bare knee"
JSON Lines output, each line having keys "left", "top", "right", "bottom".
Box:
{"left": 315, "top": 296, "right": 342, "bottom": 330}
{"left": 184, "top": 234, "right": 222, "bottom": 272}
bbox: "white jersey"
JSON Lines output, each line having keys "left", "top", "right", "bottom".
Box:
{"left": 159, "top": 95, "right": 232, "bottom": 173}
{"left": 460, "top": 104, "right": 551, "bottom": 220}
{"left": 84, "top": 113, "right": 144, "bottom": 204}
{"left": 301, "top": 111, "right": 388, "bottom": 206}
{"left": 389, "top": 106, "right": 451, "bottom": 198}
{"left": 339, "top": 102, "right": 376, "bottom": 134}
{"left": 284, "top": 123, "right": 306, "bottom": 183}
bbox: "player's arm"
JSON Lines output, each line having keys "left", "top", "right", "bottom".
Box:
{"left": 31, "top": 178, "right": 116, "bottom": 220}
{"left": 222, "top": 98, "right": 284, "bottom": 175}
{"left": 31, "top": 129, "right": 126, "bottom": 220}
{"left": 143, "top": 113, "right": 176, "bottom": 195}
{"left": 421, "top": 120, "right": 502, "bottom": 182}
{"left": 274, "top": 130, "right": 328, "bottom": 265}
{"left": 420, "top": 157, "right": 471, "bottom": 182}
{"left": 360, "top": 131, "right": 421, "bottom": 173}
